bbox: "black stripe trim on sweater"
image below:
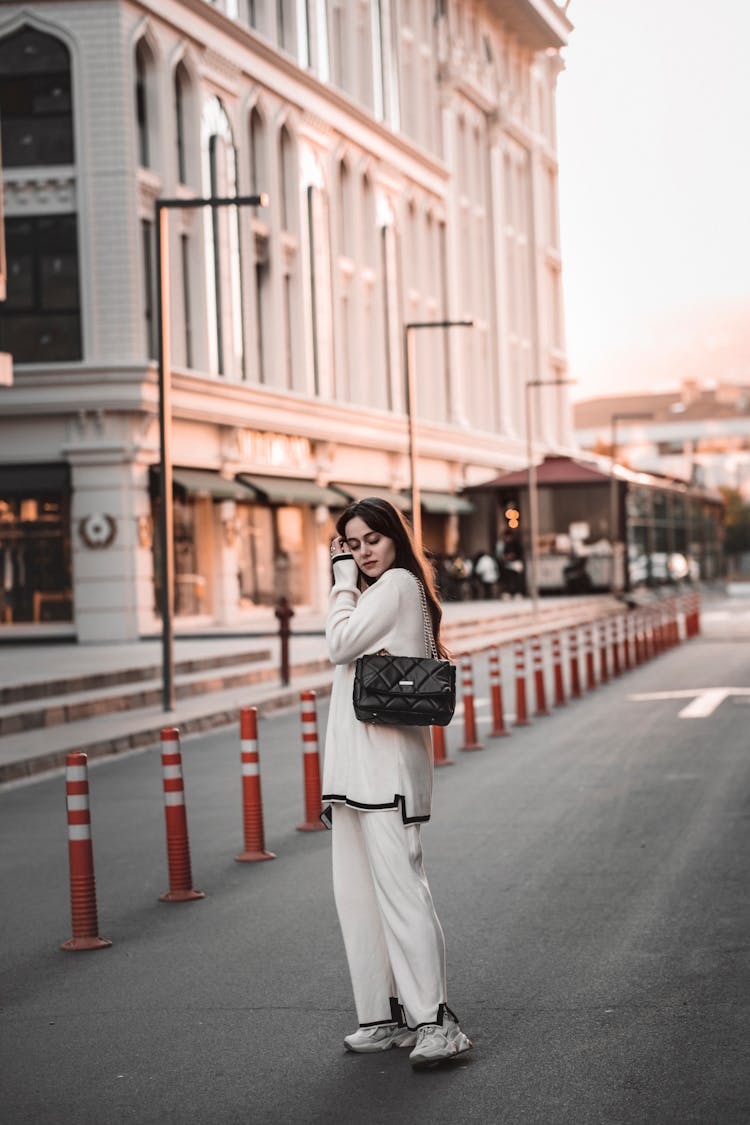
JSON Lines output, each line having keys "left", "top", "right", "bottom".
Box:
{"left": 321, "top": 792, "right": 430, "bottom": 825}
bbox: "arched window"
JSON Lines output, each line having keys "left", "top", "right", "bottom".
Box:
{"left": 301, "top": 145, "right": 333, "bottom": 397}
{"left": 337, "top": 159, "right": 350, "bottom": 256}
{"left": 0, "top": 24, "right": 81, "bottom": 363}
{"left": 202, "top": 97, "right": 243, "bottom": 378}
{"left": 361, "top": 173, "right": 376, "bottom": 268}
{"left": 279, "top": 124, "right": 298, "bottom": 233}
{"left": 277, "top": 124, "right": 300, "bottom": 390}
{"left": 0, "top": 25, "right": 74, "bottom": 166}
{"left": 135, "top": 39, "right": 152, "bottom": 168}
{"left": 249, "top": 106, "right": 266, "bottom": 198}
{"left": 249, "top": 106, "right": 270, "bottom": 384}
{"left": 174, "top": 62, "right": 189, "bottom": 184}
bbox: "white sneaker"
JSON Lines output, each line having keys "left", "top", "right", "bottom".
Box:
{"left": 409, "top": 1010, "right": 473, "bottom": 1069}
{"left": 344, "top": 1023, "right": 418, "bottom": 1053}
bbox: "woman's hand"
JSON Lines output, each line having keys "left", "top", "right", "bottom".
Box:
{"left": 330, "top": 535, "right": 349, "bottom": 559}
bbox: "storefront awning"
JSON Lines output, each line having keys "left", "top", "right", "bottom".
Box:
{"left": 418, "top": 490, "right": 473, "bottom": 515}
{"left": 170, "top": 468, "right": 251, "bottom": 502}
{"left": 237, "top": 474, "right": 344, "bottom": 507}
{"left": 0, "top": 462, "right": 70, "bottom": 496}
{"left": 331, "top": 483, "right": 411, "bottom": 511}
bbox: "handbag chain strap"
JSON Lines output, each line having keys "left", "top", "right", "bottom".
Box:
{"left": 415, "top": 576, "right": 439, "bottom": 660}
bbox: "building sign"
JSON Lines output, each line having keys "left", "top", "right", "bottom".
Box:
{"left": 234, "top": 430, "right": 312, "bottom": 470}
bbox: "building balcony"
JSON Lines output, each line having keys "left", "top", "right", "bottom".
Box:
{"left": 488, "top": 0, "right": 572, "bottom": 50}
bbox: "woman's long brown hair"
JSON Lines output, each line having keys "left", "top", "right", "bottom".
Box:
{"left": 335, "top": 497, "right": 449, "bottom": 660}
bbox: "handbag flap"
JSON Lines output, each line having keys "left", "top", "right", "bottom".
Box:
{"left": 356, "top": 654, "right": 455, "bottom": 697}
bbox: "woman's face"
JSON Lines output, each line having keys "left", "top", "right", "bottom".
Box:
{"left": 343, "top": 516, "right": 397, "bottom": 580}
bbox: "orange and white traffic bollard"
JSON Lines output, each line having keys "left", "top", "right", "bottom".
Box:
{"left": 236, "top": 707, "right": 276, "bottom": 863}
{"left": 552, "top": 632, "right": 566, "bottom": 707}
{"left": 532, "top": 635, "right": 550, "bottom": 717}
{"left": 297, "top": 690, "right": 326, "bottom": 831}
{"left": 488, "top": 647, "right": 510, "bottom": 737}
{"left": 655, "top": 607, "right": 665, "bottom": 655}
{"left": 610, "top": 617, "right": 620, "bottom": 677}
{"left": 61, "top": 752, "right": 111, "bottom": 951}
{"left": 432, "top": 724, "right": 454, "bottom": 766}
{"left": 459, "top": 653, "right": 483, "bottom": 750}
{"left": 634, "top": 612, "right": 644, "bottom": 665}
{"left": 644, "top": 610, "right": 653, "bottom": 662}
{"left": 692, "top": 591, "right": 702, "bottom": 637}
{"left": 568, "top": 627, "right": 582, "bottom": 700}
{"left": 622, "top": 614, "right": 633, "bottom": 672}
{"left": 584, "top": 625, "right": 596, "bottom": 691}
{"left": 598, "top": 620, "right": 610, "bottom": 684}
{"left": 159, "top": 728, "right": 204, "bottom": 902}
{"left": 514, "top": 638, "right": 531, "bottom": 726}
{"left": 671, "top": 599, "right": 680, "bottom": 647}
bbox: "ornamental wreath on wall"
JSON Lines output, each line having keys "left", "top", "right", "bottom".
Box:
{"left": 78, "top": 513, "right": 117, "bottom": 549}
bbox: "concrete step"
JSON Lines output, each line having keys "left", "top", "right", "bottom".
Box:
{"left": 0, "top": 645, "right": 273, "bottom": 706}
{"left": 0, "top": 665, "right": 336, "bottom": 785}
{"left": 0, "top": 653, "right": 330, "bottom": 737}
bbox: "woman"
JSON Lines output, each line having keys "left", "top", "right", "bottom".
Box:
{"left": 323, "top": 497, "right": 472, "bottom": 1069}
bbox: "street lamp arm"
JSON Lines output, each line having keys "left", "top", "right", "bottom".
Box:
{"left": 156, "top": 193, "right": 269, "bottom": 212}
{"left": 405, "top": 319, "right": 474, "bottom": 331}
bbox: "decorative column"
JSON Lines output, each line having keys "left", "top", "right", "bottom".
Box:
{"left": 213, "top": 500, "right": 242, "bottom": 625}
{"left": 65, "top": 434, "right": 155, "bottom": 643}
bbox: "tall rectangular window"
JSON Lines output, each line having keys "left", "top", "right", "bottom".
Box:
{"left": 0, "top": 214, "right": 81, "bottom": 362}
{"left": 306, "top": 185, "right": 320, "bottom": 396}
{"left": 180, "top": 233, "right": 193, "bottom": 368}
{"left": 141, "top": 219, "right": 156, "bottom": 360}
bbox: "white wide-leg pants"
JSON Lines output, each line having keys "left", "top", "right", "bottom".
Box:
{"left": 331, "top": 804, "right": 447, "bottom": 1028}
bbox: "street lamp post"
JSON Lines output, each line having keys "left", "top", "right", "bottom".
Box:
{"left": 403, "top": 320, "right": 473, "bottom": 552}
{"left": 609, "top": 411, "right": 653, "bottom": 592}
{"left": 156, "top": 192, "right": 268, "bottom": 711}
{"left": 525, "top": 377, "right": 575, "bottom": 614}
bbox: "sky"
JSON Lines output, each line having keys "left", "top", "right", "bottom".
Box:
{"left": 555, "top": 0, "right": 750, "bottom": 401}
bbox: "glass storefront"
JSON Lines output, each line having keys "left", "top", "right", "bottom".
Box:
{"left": 237, "top": 503, "right": 308, "bottom": 606}
{"left": 0, "top": 464, "right": 72, "bottom": 623}
{"left": 151, "top": 471, "right": 314, "bottom": 617}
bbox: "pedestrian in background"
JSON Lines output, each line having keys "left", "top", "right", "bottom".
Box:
{"left": 323, "top": 497, "right": 473, "bottom": 1069}
{"left": 473, "top": 550, "right": 500, "bottom": 599}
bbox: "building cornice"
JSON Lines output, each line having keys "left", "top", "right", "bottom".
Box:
{"left": 1, "top": 364, "right": 528, "bottom": 471}
{"left": 486, "top": 0, "right": 572, "bottom": 51}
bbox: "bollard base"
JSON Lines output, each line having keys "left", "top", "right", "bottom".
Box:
{"left": 235, "top": 849, "right": 276, "bottom": 862}
{"left": 514, "top": 719, "right": 532, "bottom": 727}
{"left": 61, "top": 935, "right": 112, "bottom": 952}
{"left": 460, "top": 742, "right": 484, "bottom": 751}
{"left": 434, "top": 757, "right": 455, "bottom": 767}
{"left": 534, "top": 708, "right": 552, "bottom": 718}
{"left": 297, "top": 821, "right": 327, "bottom": 832}
{"left": 159, "top": 888, "right": 205, "bottom": 902}
{"left": 489, "top": 728, "right": 511, "bottom": 738}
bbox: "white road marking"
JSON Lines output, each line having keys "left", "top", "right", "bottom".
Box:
{"left": 628, "top": 687, "right": 750, "bottom": 718}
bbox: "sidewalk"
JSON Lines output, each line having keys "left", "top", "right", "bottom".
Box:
{"left": 0, "top": 594, "right": 616, "bottom": 784}
{"left": 0, "top": 594, "right": 588, "bottom": 690}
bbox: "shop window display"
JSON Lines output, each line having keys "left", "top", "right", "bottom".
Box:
{"left": 152, "top": 493, "right": 207, "bottom": 617}
{"left": 0, "top": 490, "right": 72, "bottom": 623}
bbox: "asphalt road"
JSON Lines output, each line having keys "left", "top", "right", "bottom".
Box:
{"left": 1, "top": 597, "right": 749, "bottom": 1124}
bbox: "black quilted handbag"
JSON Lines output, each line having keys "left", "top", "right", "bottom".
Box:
{"left": 352, "top": 579, "right": 456, "bottom": 727}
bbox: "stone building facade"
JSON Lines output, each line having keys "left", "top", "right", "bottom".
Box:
{"left": 0, "top": 0, "right": 573, "bottom": 640}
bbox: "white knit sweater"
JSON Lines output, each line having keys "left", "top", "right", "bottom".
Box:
{"left": 322, "top": 556, "right": 433, "bottom": 823}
